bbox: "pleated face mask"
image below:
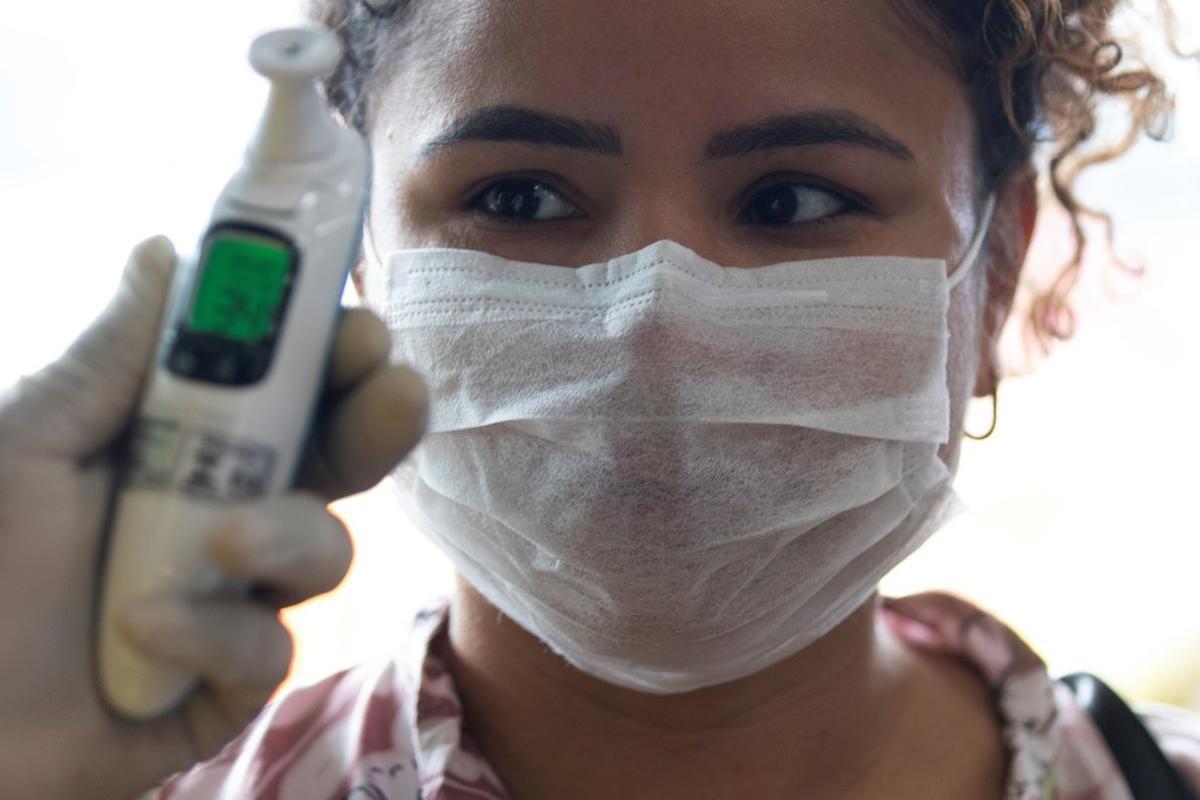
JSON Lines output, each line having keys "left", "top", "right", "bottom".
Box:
{"left": 366, "top": 197, "right": 994, "bottom": 693}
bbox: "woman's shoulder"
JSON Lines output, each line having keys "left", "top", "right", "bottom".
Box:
{"left": 143, "top": 600, "right": 498, "bottom": 800}
{"left": 1140, "top": 701, "right": 1200, "bottom": 791}
{"left": 148, "top": 591, "right": 1200, "bottom": 799}
{"left": 884, "top": 590, "right": 1200, "bottom": 799}
{"left": 146, "top": 654, "right": 424, "bottom": 799}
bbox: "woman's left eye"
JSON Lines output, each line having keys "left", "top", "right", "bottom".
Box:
{"left": 740, "top": 183, "right": 850, "bottom": 226}
{"left": 469, "top": 177, "right": 581, "bottom": 224}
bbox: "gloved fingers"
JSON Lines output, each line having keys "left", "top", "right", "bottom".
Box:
{"left": 207, "top": 492, "right": 354, "bottom": 608}
{"left": 325, "top": 307, "right": 392, "bottom": 394}
{"left": 120, "top": 595, "right": 293, "bottom": 699}
{"left": 0, "top": 236, "right": 176, "bottom": 460}
{"left": 295, "top": 360, "right": 428, "bottom": 501}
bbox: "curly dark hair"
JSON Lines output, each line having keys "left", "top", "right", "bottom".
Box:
{"left": 307, "top": 0, "right": 1180, "bottom": 350}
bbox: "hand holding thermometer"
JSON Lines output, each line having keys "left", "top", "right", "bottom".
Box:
{"left": 96, "top": 26, "right": 369, "bottom": 719}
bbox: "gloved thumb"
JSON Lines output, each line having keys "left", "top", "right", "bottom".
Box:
{"left": 0, "top": 236, "right": 176, "bottom": 460}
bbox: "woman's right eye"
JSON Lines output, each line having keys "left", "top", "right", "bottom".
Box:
{"left": 469, "top": 177, "right": 582, "bottom": 224}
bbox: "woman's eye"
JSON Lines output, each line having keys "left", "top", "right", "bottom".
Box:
{"left": 741, "top": 183, "right": 850, "bottom": 226}
{"left": 470, "top": 178, "right": 581, "bottom": 223}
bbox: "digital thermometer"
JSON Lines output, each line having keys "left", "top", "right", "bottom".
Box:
{"left": 95, "top": 27, "right": 369, "bottom": 719}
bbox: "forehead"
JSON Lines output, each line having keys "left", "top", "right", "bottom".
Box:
{"left": 376, "top": 0, "right": 969, "bottom": 161}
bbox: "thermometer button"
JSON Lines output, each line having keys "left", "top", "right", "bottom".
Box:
{"left": 169, "top": 349, "right": 198, "bottom": 377}
{"left": 213, "top": 355, "right": 239, "bottom": 383}
{"left": 240, "top": 352, "right": 273, "bottom": 384}
{"left": 165, "top": 337, "right": 275, "bottom": 387}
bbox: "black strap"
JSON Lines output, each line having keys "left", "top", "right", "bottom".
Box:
{"left": 1059, "top": 672, "right": 1197, "bottom": 800}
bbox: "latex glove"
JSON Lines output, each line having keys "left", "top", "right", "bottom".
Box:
{"left": 0, "top": 236, "right": 427, "bottom": 798}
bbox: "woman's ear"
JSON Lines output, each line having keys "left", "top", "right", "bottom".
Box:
{"left": 974, "top": 169, "right": 1039, "bottom": 397}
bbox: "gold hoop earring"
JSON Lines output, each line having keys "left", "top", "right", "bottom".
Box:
{"left": 964, "top": 386, "right": 998, "bottom": 441}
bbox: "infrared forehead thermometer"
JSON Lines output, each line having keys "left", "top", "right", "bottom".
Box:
{"left": 96, "top": 27, "right": 369, "bottom": 719}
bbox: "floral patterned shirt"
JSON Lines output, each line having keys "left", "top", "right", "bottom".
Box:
{"left": 148, "top": 592, "right": 1200, "bottom": 799}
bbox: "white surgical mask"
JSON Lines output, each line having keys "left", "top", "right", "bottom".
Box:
{"left": 364, "top": 198, "right": 995, "bottom": 694}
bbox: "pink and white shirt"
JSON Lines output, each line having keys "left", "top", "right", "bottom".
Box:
{"left": 147, "top": 592, "right": 1200, "bottom": 799}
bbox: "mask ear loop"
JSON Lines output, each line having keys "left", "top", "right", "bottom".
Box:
{"left": 947, "top": 193, "right": 998, "bottom": 290}
{"left": 953, "top": 194, "right": 1000, "bottom": 441}
{"left": 361, "top": 217, "right": 382, "bottom": 269}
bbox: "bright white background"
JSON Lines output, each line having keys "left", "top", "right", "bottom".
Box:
{"left": 1, "top": 2, "right": 1197, "bottom": 705}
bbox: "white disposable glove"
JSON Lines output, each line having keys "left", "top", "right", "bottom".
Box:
{"left": 0, "top": 236, "right": 427, "bottom": 798}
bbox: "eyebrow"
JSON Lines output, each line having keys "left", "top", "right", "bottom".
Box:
{"left": 421, "top": 105, "right": 623, "bottom": 156}
{"left": 420, "top": 105, "right": 914, "bottom": 162}
{"left": 705, "top": 111, "right": 914, "bottom": 161}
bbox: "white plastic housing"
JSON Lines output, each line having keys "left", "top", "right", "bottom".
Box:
{"left": 96, "top": 27, "right": 369, "bottom": 719}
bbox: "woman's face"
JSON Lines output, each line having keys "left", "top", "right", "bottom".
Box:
{"left": 364, "top": 0, "right": 1021, "bottom": 467}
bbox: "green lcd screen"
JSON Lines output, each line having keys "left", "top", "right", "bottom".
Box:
{"left": 188, "top": 230, "right": 295, "bottom": 343}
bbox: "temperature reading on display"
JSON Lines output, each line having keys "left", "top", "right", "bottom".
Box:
{"left": 166, "top": 226, "right": 298, "bottom": 385}
{"left": 189, "top": 229, "right": 295, "bottom": 343}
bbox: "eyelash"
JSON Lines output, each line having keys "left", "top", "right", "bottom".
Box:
{"left": 466, "top": 175, "right": 584, "bottom": 227}
{"left": 465, "top": 174, "right": 861, "bottom": 228}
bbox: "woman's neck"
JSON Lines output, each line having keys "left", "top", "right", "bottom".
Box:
{"left": 437, "top": 577, "right": 1006, "bottom": 800}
